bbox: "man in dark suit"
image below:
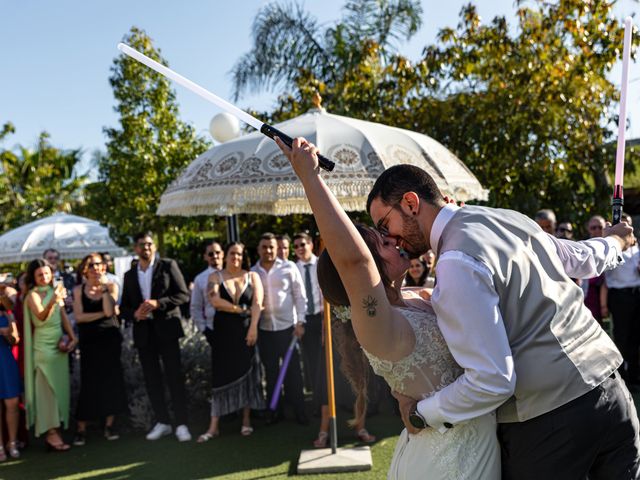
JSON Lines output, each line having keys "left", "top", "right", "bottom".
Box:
{"left": 120, "top": 232, "right": 191, "bottom": 442}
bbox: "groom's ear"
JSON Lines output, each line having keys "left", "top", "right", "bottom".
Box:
{"left": 400, "top": 192, "right": 420, "bottom": 216}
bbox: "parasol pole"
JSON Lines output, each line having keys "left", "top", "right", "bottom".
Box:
{"left": 323, "top": 300, "right": 338, "bottom": 454}
{"left": 117, "top": 43, "right": 335, "bottom": 172}
{"left": 612, "top": 17, "right": 633, "bottom": 225}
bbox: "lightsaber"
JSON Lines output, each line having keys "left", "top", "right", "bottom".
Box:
{"left": 269, "top": 336, "right": 298, "bottom": 411}
{"left": 117, "top": 43, "right": 335, "bottom": 172}
{"left": 612, "top": 17, "right": 633, "bottom": 225}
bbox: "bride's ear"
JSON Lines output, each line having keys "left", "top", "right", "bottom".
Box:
{"left": 401, "top": 192, "right": 420, "bottom": 216}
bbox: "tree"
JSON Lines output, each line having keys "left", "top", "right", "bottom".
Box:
{"left": 231, "top": 0, "right": 422, "bottom": 102}
{"left": 410, "top": 0, "right": 639, "bottom": 223}
{"left": 90, "top": 27, "right": 210, "bottom": 251}
{"left": 0, "top": 129, "right": 86, "bottom": 231}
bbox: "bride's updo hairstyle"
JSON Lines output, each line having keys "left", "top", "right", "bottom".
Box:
{"left": 317, "top": 223, "right": 397, "bottom": 428}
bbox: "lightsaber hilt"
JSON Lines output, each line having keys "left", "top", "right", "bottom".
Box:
{"left": 260, "top": 124, "right": 335, "bottom": 172}
{"left": 613, "top": 185, "right": 624, "bottom": 225}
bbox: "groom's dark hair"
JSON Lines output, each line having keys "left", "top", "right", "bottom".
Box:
{"left": 366, "top": 164, "right": 444, "bottom": 213}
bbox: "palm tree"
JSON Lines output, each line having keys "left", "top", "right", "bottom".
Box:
{"left": 231, "top": 0, "right": 423, "bottom": 100}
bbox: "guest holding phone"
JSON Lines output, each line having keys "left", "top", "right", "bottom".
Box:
{"left": 72, "top": 253, "right": 127, "bottom": 446}
{"left": 24, "top": 259, "right": 76, "bottom": 451}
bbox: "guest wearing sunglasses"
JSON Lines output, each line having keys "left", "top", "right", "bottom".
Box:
{"left": 190, "top": 240, "right": 223, "bottom": 345}
{"left": 71, "top": 253, "right": 127, "bottom": 446}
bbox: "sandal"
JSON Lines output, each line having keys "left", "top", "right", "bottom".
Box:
{"left": 241, "top": 425, "right": 254, "bottom": 436}
{"left": 197, "top": 431, "right": 219, "bottom": 443}
{"left": 356, "top": 428, "right": 376, "bottom": 443}
{"left": 6, "top": 441, "right": 19, "bottom": 459}
{"left": 313, "top": 431, "right": 329, "bottom": 448}
{"left": 0, "top": 446, "right": 6, "bottom": 462}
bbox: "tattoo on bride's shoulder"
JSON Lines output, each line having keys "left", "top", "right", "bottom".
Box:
{"left": 362, "top": 295, "right": 378, "bottom": 317}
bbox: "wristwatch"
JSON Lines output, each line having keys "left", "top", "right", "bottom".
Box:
{"left": 408, "top": 409, "right": 428, "bottom": 430}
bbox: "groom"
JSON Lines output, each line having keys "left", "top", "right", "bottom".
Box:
{"left": 367, "top": 164, "right": 640, "bottom": 479}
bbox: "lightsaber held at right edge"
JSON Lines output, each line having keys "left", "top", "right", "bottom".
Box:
{"left": 117, "top": 43, "right": 335, "bottom": 172}
{"left": 612, "top": 17, "right": 633, "bottom": 225}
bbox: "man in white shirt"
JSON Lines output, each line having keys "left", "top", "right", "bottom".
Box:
{"left": 252, "top": 232, "right": 308, "bottom": 425}
{"left": 276, "top": 234, "right": 292, "bottom": 261}
{"left": 606, "top": 213, "right": 640, "bottom": 387}
{"left": 293, "top": 232, "right": 323, "bottom": 393}
{"left": 367, "top": 164, "right": 639, "bottom": 479}
{"left": 190, "top": 239, "right": 223, "bottom": 343}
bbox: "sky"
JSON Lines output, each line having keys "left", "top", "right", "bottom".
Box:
{"left": 2, "top": 0, "right": 639, "bottom": 172}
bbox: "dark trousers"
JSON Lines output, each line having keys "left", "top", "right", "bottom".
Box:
{"left": 498, "top": 373, "right": 640, "bottom": 480}
{"left": 259, "top": 327, "right": 305, "bottom": 416}
{"left": 137, "top": 337, "right": 188, "bottom": 426}
{"left": 609, "top": 287, "right": 640, "bottom": 383}
{"left": 301, "top": 313, "right": 322, "bottom": 392}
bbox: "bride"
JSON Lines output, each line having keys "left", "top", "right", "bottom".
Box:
{"left": 275, "top": 137, "right": 500, "bottom": 479}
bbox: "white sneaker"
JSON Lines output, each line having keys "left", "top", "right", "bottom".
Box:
{"left": 146, "top": 423, "right": 172, "bottom": 440}
{"left": 175, "top": 424, "right": 192, "bottom": 442}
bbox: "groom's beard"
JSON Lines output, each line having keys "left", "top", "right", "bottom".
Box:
{"left": 400, "top": 212, "right": 429, "bottom": 259}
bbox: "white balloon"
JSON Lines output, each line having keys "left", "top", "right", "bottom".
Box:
{"left": 209, "top": 113, "right": 241, "bottom": 143}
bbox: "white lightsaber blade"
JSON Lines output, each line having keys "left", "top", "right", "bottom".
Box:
{"left": 117, "top": 43, "right": 261, "bottom": 130}
{"left": 614, "top": 17, "right": 633, "bottom": 187}
{"left": 116, "top": 43, "right": 335, "bottom": 171}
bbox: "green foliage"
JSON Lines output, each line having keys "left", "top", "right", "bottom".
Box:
{"left": 231, "top": 0, "right": 422, "bottom": 101}
{"left": 86, "top": 27, "right": 211, "bottom": 252}
{"left": 412, "top": 0, "right": 640, "bottom": 223}
{"left": 0, "top": 127, "right": 86, "bottom": 231}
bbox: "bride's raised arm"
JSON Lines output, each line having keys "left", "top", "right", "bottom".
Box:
{"left": 275, "top": 137, "right": 412, "bottom": 360}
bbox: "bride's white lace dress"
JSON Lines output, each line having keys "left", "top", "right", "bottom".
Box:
{"left": 363, "top": 295, "right": 501, "bottom": 479}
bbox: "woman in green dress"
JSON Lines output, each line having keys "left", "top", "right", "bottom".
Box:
{"left": 24, "top": 259, "right": 77, "bottom": 451}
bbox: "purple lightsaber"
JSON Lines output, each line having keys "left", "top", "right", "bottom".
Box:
{"left": 269, "top": 336, "right": 298, "bottom": 411}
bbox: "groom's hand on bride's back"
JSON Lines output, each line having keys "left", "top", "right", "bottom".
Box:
{"left": 392, "top": 391, "right": 420, "bottom": 435}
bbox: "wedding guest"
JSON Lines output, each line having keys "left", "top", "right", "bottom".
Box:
{"left": 24, "top": 259, "right": 77, "bottom": 451}
{"left": 120, "top": 233, "right": 191, "bottom": 442}
{"left": 584, "top": 216, "right": 609, "bottom": 326}
{"left": 99, "top": 252, "right": 122, "bottom": 303}
{"left": 534, "top": 208, "right": 557, "bottom": 234}
{"left": 606, "top": 213, "right": 640, "bottom": 386}
{"left": 404, "top": 258, "right": 428, "bottom": 287}
{"left": 7, "top": 273, "right": 28, "bottom": 448}
{"left": 197, "top": 242, "right": 264, "bottom": 441}
{"left": 72, "top": 253, "right": 127, "bottom": 446}
{"left": 556, "top": 222, "right": 574, "bottom": 240}
{"left": 293, "top": 232, "right": 323, "bottom": 395}
{"left": 252, "top": 233, "right": 308, "bottom": 425}
{"left": 43, "top": 249, "right": 75, "bottom": 314}
{"left": 0, "top": 310, "right": 21, "bottom": 460}
{"left": 276, "top": 234, "right": 292, "bottom": 261}
{"left": 190, "top": 240, "right": 223, "bottom": 342}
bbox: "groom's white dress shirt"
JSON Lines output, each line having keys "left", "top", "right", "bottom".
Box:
{"left": 417, "top": 204, "right": 623, "bottom": 432}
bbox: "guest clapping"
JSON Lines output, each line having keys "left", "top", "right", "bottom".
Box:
{"left": 24, "top": 259, "right": 77, "bottom": 451}
{"left": 198, "top": 242, "right": 264, "bottom": 441}
{"left": 72, "top": 253, "right": 127, "bottom": 446}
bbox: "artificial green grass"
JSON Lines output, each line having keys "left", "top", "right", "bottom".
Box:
{"left": 0, "top": 412, "right": 400, "bottom": 480}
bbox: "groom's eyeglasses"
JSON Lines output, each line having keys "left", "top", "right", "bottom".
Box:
{"left": 376, "top": 205, "right": 396, "bottom": 237}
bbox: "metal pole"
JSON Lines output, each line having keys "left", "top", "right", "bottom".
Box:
{"left": 226, "top": 214, "right": 239, "bottom": 243}
{"left": 323, "top": 300, "right": 338, "bottom": 453}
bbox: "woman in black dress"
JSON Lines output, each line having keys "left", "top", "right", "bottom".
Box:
{"left": 72, "top": 253, "right": 127, "bottom": 445}
{"left": 197, "top": 242, "right": 264, "bottom": 441}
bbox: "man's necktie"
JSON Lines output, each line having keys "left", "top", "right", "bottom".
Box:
{"left": 304, "top": 264, "right": 314, "bottom": 315}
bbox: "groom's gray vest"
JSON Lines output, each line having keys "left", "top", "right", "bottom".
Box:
{"left": 438, "top": 206, "right": 622, "bottom": 423}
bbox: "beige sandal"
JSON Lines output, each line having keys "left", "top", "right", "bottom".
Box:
{"left": 197, "top": 431, "right": 219, "bottom": 443}
{"left": 313, "top": 431, "right": 329, "bottom": 448}
{"left": 241, "top": 425, "right": 254, "bottom": 436}
{"left": 356, "top": 428, "right": 376, "bottom": 443}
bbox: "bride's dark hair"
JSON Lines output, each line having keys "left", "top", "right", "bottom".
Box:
{"left": 317, "top": 223, "right": 397, "bottom": 428}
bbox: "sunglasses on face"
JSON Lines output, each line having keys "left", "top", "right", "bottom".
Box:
{"left": 88, "top": 262, "right": 104, "bottom": 269}
{"left": 207, "top": 251, "right": 223, "bottom": 257}
{"left": 293, "top": 242, "right": 308, "bottom": 249}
